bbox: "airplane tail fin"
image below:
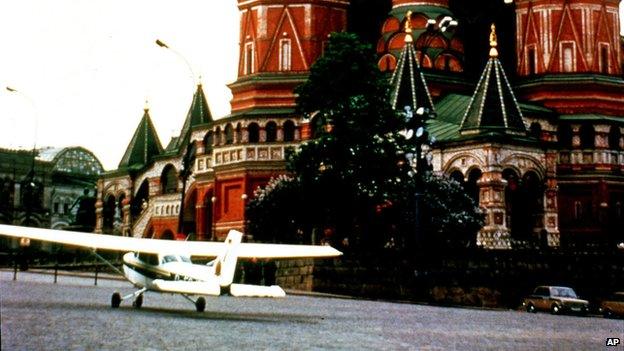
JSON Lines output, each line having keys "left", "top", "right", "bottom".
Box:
{"left": 214, "top": 230, "right": 242, "bottom": 287}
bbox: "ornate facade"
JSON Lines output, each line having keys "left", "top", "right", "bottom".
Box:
{"left": 385, "top": 0, "right": 624, "bottom": 248}
{"left": 96, "top": 0, "right": 624, "bottom": 249}
{"left": 95, "top": 0, "right": 348, "bottom": 240}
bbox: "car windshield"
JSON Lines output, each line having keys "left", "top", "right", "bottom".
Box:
{"left": 552, "top": 287, "right": 577, "bottom": 298}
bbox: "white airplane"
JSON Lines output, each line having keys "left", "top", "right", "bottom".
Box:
{"left": 0, "top": 224, "right": 341, "bottom": 312}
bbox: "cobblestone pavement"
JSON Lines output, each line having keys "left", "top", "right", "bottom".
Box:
{"left": 1, "top": 271, "right": 622, "bottom": 350}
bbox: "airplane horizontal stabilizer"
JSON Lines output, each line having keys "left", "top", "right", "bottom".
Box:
{"left": 152, "top": 279, "right": 221, "bottom": 296}
{"left": 229, "top": 283, "right": 286, "bottom": 298}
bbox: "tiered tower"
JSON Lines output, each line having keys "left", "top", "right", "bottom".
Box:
{"left": 376, "top": 0, "right": 465, "bottom": 97}
{"left": 515, "top": 0, "right": 624, "bottom": 114}
{"left": 514, "top": 0, "right": 624, "bottom": 245}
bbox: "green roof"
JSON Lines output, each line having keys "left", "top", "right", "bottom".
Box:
{"left": 428, "top": 93, "right": 551, "bottom": 143}
{"left": 389, "top": 40, "right": 435, "bottom": 112}
{"left": 172, "top": 84, "right": 213, "bottom": 153}
{"left": 118, "top": 109, "right": 163, "bottom": 169}
{"left": 459, "top": 57, "right": 527, "bottom": 136}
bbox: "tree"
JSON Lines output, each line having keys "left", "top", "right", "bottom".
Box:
{"left": 247, "top": 32, "right": 483, "bottom": 249}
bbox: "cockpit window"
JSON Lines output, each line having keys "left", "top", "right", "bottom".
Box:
{"left": 162, "top": 255, "right": 178, "bottom": 264}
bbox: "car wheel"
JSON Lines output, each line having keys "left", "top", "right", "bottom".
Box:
{"left": 551, "top": 304, "right": 561, "bottom": 314}
{"left": 526, "top": 304, "right": 536, "bottom": 313}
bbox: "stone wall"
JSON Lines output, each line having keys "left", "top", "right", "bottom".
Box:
{"left": 274, "top": 248, "right": 624, "bottom": 309}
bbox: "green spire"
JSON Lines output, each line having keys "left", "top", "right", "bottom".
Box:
{"left": 389, "top": 11, "right": 435, "bottom": 112}
{"left": 118, "top": 107, "right": 163, "bottom": 168}
{"left": 174, "top": 83, "right": 213, "bottom": 151}
{"left": 459, "top": 24, "right": 526, "bottom": 136}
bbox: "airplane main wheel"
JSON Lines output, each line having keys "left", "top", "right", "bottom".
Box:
{"left": 195, "top": 297, "right": 206, "bottom": 312}
{"left": 133, "top": 294, "right": 143, "bottom": 309}
{"left": 111, "top": 292, "right": 121, "bottom": 308}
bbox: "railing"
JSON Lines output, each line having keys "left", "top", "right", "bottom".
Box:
{"left": 195, "top": 143, "right": 298, "bottom": 175}
{"left": 558, "top": 149, "right": 624, "bottom": 166}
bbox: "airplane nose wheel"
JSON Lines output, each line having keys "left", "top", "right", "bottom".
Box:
{"left": 111, "top": 292, "right": 121, "bottom": 308}
{"left": 133, "top": 293, "right": 144, "bottom": 309}
{"left": 195, "top": 297, "right": 206, "bottom": 312}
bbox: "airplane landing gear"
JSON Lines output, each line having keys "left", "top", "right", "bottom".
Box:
{"left": 132, "top": 293, "right": 143, "bottom": 309}
{"left": 195, "top": 297, "right": 206, "bottom": 312}
{"left": 111, "top": 292, "right": 121, "bottom": 308}
{"left": 110, "top": 287, "right": 147, "bottom": 309}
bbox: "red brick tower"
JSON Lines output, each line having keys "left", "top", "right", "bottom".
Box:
{"left": 188, "top": 0, "right": 349, "bottom": 239}
{"left": 515, "top": 0, "right": 624, "bottom": 245}
{"left": 229, "top": 0, "right": 349, "bottom": 113}
{"left": 515, "top": 0, "right": 624, "bottom": 114}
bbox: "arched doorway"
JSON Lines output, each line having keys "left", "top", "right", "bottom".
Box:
{"left": 503, "top": 169, "right": 543, "bottom": 242}
{"left": 182, "top": 189, "right": 197, "bottom": 238}
{"left": 204, "top": 190, "right": 214, "bottom": 240}
{"left": 131, "top": 180, "right": 149, "bottom": 221}
{"left": 103, "top": 195, "right": 116, "bottom": 234}
{"left": 465, "top": 168, "right": 482, "bottom": 205}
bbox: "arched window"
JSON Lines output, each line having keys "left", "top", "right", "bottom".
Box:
{"left": 449, "top": 170, "right": 464, "bottom": 185}
{"left": 131, "top": 180, "right": 149, "bottom": 219}
{"left": 103, "top": 195, "right": 116, "bottom": 233}
{"left": 214, "top": 127, "right": 222, "bottom": 146}
{"left": 161, "top": 165, "right": 178, "bottom": 194}
{"left": 279, "top": 39, "right": 291, "bottom": 71}
{"left": 248, "top": 123, "right": 259, "bottom": 143}
{"left": 580, "top": 124, "right": 595, "bottom": 149}
{"left": 235, "top": 123, "right": 242, "bottom": 143}
{"left": 529, "top": 122, "right": 542, "bottom": 140}
{"left": 283, "top": 120, "right": 295, "bottom": 142}
{"left": 466, "top": 168, "right": 483, "bottom": 204}
{"left": 225, "top": 124, "right": 234, "bottom": 145}
{"left": 558, "top": 124, "right": 573, "bottom": 149}
{"left": 609, "top": 126, "right": 621, "bottom": 151}
{"left": 203, "top": 131, "right": 214, "bottom": 151}
{"left": 265, "top": 122, "right": 277, "bottom": 142}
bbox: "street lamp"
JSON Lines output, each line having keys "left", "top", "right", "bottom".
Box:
{"left": 417, "top": 16, "right": 458, "bottom": 68}
{"left": 400, "top": 105, "right": 435, "bottom": 248}
{"left": 155, "top": 39, "right": 197, "bottom": 88}
{"left": 6, "top": 86, "right": 39, "bottom": 228}
{"left": 154, "top": 39, "right": 200, "bottom": 239}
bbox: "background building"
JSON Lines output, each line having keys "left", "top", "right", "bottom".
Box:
{"left": 96, "top": 0, "right": 624, "bottom": 249}
{"left": 0, "top": 146, "right": 103, "bottom": 248}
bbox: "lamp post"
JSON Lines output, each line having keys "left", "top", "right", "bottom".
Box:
{"left": 155, "top": 39, "right": 197, "bottom": 89}
{"left": 6, "top": 86, "right": 39, "bottom": 228}
{"left": 401, "top": 105, "right": 435, "bottom": 248}
{"left": 416, "top": 16, "right": 458, "bottom": 68}
{"left": 155, "top": 39, "right": 199, "bottom": 239}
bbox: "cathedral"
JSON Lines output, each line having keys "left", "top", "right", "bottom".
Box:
{"left": 95, "top": 0, "right": 624, "bottom": 249}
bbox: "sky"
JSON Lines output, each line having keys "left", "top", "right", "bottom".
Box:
{"left": 0, "top": 1, "right": 239, "bottom": 170}
{"left": 0, "top": 1, "right": 623, "bottom": 171}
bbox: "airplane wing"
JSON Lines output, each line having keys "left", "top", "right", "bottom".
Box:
{"left": 0, "top": 224, "right": 341, "bottom": 259}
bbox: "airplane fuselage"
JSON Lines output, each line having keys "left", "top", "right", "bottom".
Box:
{"left": 122, "top": 252, "right": 217, "bottom": 291}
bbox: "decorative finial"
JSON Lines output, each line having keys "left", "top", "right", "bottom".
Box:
{"left": 404, "top": 10, "right": 413, "bottom": 43}
{"left": 489, "top": 23, "right": 498, "bottom": 58}
{"left": 144, "top": 99, "right": 149, "bottom": 111}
